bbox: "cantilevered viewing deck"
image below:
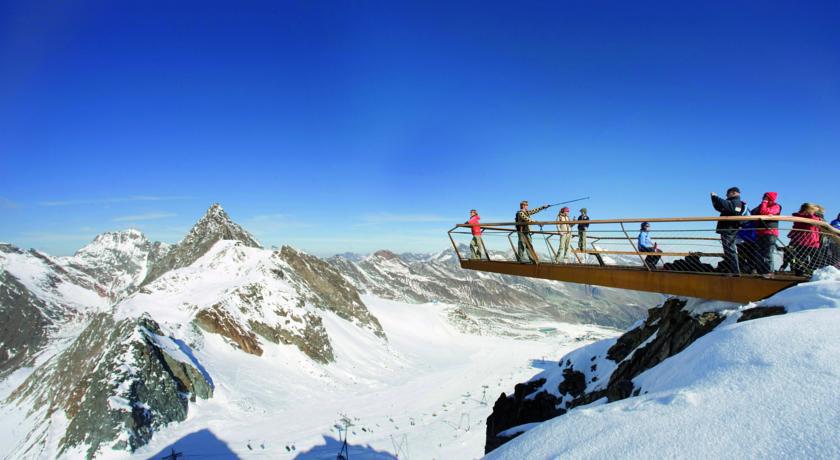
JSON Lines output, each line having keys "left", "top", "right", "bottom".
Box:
{"left": 449, "top": 215, "right": 840, "bottom": 303}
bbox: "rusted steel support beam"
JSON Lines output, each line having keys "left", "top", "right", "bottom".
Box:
{"left": 459, "top": 259, "right": 801, "bottom": 303}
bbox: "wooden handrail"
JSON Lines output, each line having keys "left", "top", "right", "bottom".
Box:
{"left": 574, "top": 249, "right": 724, "bottom": 257}
{"left": 455, "top": 215, "right": 840, "bottom": 235}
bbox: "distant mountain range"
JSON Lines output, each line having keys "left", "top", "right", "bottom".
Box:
{"left": 0, "top": 203, "right": 654, "bottom": 458}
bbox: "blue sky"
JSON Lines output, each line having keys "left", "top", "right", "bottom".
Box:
{"left": 1, "top": 1, "right": 838, "bottom": 256}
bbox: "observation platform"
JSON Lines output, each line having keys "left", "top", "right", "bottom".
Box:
{"left": 449, "top": 215, "right": 840, "bottom": 303}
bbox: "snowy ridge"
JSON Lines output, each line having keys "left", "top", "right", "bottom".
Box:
{"left": 486, "top": 266, "right": 840, "bottom": 458}
{"left": 61, "top": 229, "right": 170, "bottom": 299}
{"left": 329, "top": 247, "right": 661, "bottom": 331}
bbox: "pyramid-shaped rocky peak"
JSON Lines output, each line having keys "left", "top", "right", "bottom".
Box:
{"left": 140, "top": 204, "right": 261, "bottom": 286}
{"left": 180, "top": 203, "right": 261, "bottom": 250}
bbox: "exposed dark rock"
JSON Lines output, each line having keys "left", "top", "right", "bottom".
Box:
{"left": 738, "top": 306, "right": 787, "bottom": 323}
{"left": 558, "top": 369, "right": 586, "bottom": 398}
{"left": 194, "top": 304, "right": 264, "bottom": 356}
{"left": 485, "top": 298, "right": 735, "bottom": 454}
{"left": 278, "top": 246, "right": 385, "bottom": 339}
{"left": 8, "top": 313, "right": 212, "bottom": 458}
{"left": 606, "top": 299, "right": 724, "bottom": 391}
{"left": 0, "top": 270, "right": 55, "bottom": 378}
{"left": 485, "top": 379, "right": 565, "bottom": 453}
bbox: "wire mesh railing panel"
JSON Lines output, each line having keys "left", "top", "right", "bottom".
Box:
{"left": 450, "top": 216, "right": 840, "bottom": 279}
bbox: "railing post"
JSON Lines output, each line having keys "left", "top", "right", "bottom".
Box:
{"left": 545, "top": 234, "right": 557, "bottom": 263}
{"left": 507, "top": 231, "right": 520, "bottom": 262}
{"left": 526, "top": 225, "right": 540, "bottom": 264}
{"left": 620, "top": 222, "right": 649, "bottom": 270}
{"left": 448, "top": 227, "right": 464, "bottom": 261}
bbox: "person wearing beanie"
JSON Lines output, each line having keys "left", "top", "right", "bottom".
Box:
{"left": 466, "top": 209, "right": 486, "bottom": 260}
{"left": 554, "top": 206, "right": 572, "bottom": 263}
{"left": 711, "top": 187, "right": 744, "bottom": 274}
{"left": 637, "top": 222, "right": 662, "bottom": 269}
{"left": 751, "top": 192, "right": 782, "bottom": 275}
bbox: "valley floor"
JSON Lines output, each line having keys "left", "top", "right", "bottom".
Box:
{"left": 109, "top": 296, "right": 615, "bottom": 460}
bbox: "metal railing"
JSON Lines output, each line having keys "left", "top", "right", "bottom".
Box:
{"left": 449, "top": 215, "right": 840, "bottom": 279}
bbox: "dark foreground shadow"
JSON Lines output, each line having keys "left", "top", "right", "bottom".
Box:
{"left": 147, "top": 429, "right": 239, "bottom": 459}
{"left": 293, "top": 435, "right": 398, "bottom": 459}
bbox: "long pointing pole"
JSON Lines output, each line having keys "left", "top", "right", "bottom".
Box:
{"left": 549, "top": 196, "right": 590, "bottom": 207}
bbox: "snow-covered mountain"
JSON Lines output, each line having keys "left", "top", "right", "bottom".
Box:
{"left": 329, "top": 247, "right": 660, "bottom": 331}
{"left": 60, "top": 229, "right": 170, "bottom": 299}
{"left": 9, "top": 202, "right": 820, "bottom": 459}
{"left": 140, "top": 203, "right": 261, "bottom": 287}
{"left": 0, "top": 204, "right": 387, "bottom": 458}
{"left": 0, "top": 243, "right": 109, "bottom": 379}
{"left": 484, "top": 266, "right": 840, "bottom": 458}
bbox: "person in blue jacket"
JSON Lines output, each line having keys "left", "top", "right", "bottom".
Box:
{"left": 638, "top": 222, "right": 662, "bottom": 269}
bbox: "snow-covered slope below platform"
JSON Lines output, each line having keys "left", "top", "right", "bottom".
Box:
{"left": 119, "top": 296, "right": 616, "bottom": 460}
{"left": 487, "top": 267, "right": 840, "bottom": 459}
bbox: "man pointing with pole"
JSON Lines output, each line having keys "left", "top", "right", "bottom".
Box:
{"left": 516, "top": 200, "right": 550, "bottom": 263}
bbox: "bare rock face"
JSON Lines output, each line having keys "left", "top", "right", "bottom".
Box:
{"left": 485, "top": 298, "right": 729, "bottom": 453}
{"left": 194, "top": 304, "right": 264, "bottom": 356}
{"left": 7, "top": 313, "right": 212, "bottom": 458}
{"left": 142, "top": 203, "right": 261, "bottom": 286}
{"left": 0, "top": 243, "right": 109, "bottom": 378}
{"left": 0, "top": 270, "right": 55, "bottom": 378}
{"left": 279, "top": 246, "right": 385, "bottom": 339}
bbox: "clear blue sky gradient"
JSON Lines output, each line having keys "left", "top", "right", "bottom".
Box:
{"left": 1, "top": 1, "right": 838, "bottom": 256}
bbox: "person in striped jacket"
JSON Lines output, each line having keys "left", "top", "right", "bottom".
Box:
{"left": 515, "top": 200, "right": 549, "bottom": 263}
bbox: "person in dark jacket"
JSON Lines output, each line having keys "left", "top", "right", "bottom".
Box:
{"left": 736, "top": 220, "right": 758, "bottom": 275}
{"left": 751, "top": 192, "right": 782, "bottom": 275}
{"left": 576, "top": 208, "right": 590, "bottom": 252}
{"left": 711, "top": 187, "right": 744, "bottom": 274}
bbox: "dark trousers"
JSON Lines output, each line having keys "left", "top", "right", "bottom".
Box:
{"left": 640, "top": 246, "right": 661, "bottom": 269}
{"left": 756, "top": 234, "right": 776, "bottom": 275}
{"left": 720, "top": 231, "right": 740, "bottom": 274}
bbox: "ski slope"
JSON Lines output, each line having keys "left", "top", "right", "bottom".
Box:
{"left": 119, "top": 295, "right": 615, "bottom": 460}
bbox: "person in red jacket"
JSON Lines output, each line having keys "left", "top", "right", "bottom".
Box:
{"left": 751, "top": 192, "right": 782, "bottom": 274}
{"left": 788, "top": 203, "right": 823, "bottom": 275}
{"left": 467, "top": 209, "right": 486, "bottom": 260}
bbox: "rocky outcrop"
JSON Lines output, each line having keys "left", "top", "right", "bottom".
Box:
{"left": 7, "top": 313, "right": 212, "bottom": 458}
{"left": 485, "top": 298, "right": 743, "bottom": 453}
{"left": 142, "top": 203, "right": 261, "bottom": 286}
{"left": 0, "top": 244, "right": 109, "bottom": 378}
{"left": 193, "top": 282, "right": 337, "bottom": 363}
{"left": 279, "top": 246, "right": 385, "bottom": 339}
{"left": 194, "top": 304, "right": 264, "bottom": 355}
{"left": 0, "top": 271, "right": 55, "bottom": 378}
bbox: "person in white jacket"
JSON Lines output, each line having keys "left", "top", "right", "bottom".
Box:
{"left": 555, "top": 207, "right": 572, "bottom": 263}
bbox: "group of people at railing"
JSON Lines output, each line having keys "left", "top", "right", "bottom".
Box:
{"left": 463, "top": 193, "right": 840, "bottom": 277}
{"left": 711, "top": 187, "right": 839, "bottom": 276}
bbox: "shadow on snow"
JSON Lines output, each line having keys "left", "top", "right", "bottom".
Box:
{"left": 147, "top": 429, "right": 239, "bottom": 459}
{"left": 293, "top": 435, "right": 398, "bottom": 459}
